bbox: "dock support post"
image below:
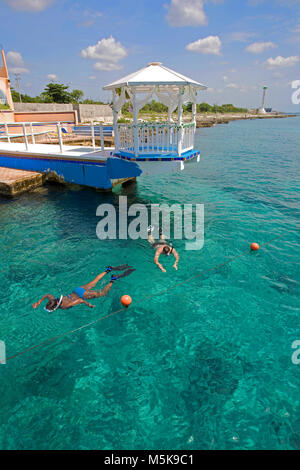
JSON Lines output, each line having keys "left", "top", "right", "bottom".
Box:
{"left": 30, "top": 122, "right": 35, "bottom": 145}
{"left": 133, "top": 90, "right": 139, "bottom": 157}
{"left": 113, "top": 90, "right": 119, "bottom": 153}
{"left": 177, "top": 86, "right": 184, "bottom": 157}
{"left": 22, "top": 123, "right": 29, "bottom": 151}
{"left": 192, "top": 102, "right": 197, "bottom": 126}
{"left": 4, "top": 123, "right": 10, "bottom": 143}
{"left": 91, "top": 121, "right": 95, "bottom": 150}
{"left": 192, "top": 102, "right": 197, "bottom": 149}
{"left": 57, "top": 122, "right": 63, "bottom": 153}
{"left": 100, "top": 123, "right": 104, "bottom": 152}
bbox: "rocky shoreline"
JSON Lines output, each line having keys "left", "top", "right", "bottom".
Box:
{"left": 195, "top": 113, "right": 297, "bottom": 128}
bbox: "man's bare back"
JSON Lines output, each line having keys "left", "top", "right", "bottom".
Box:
{"left": 147, "top": 227, "right": 180, "bottom": 273}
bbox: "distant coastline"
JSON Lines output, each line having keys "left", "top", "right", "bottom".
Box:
{"left": 194, "top": 112, "right": 297, "bottom": 128}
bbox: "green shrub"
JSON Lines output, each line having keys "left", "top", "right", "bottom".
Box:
{"left": 118, "top": 118, "right": 131, "bottom": 124}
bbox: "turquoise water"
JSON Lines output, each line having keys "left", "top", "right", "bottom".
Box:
{"left": 0, "top": 117, "right": 299, "bottom": 450}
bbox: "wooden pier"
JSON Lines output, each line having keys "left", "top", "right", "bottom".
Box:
{"left": 0, "top": 166, "right": 44, "bottom": 197}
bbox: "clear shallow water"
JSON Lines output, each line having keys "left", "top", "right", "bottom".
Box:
{"left": 0, "top": 117, "right": 299, "bottom": 450}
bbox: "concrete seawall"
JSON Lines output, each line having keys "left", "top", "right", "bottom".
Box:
{"left": 0, "top": 166, "right": 44, "bottom": 196}
{"left": 73, "top": 104, "right": 113, "bottom": 123}
{"left": 13, "top": 103, "right": 113, "bottom": 124}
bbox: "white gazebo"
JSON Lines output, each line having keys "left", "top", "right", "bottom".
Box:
{"left": 103, "top": 62, "right": 207, "bottom": 158}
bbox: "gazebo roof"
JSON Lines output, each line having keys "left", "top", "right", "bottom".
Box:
{"left": 103, "top": 62, "right": 207, "bottom": 92}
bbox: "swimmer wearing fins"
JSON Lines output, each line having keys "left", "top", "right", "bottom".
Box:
{"left": 32, "top": 265, "right": 135, "bottom": 313}
{"left": 148, "top": 226, "right": 180, "bottom": 273}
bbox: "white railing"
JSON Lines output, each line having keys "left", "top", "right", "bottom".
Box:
{"left": 117, "top": 122, "right": 195, "bottom": 156}
{"left": 72, "top": 123, "right": 113, "bottom": 151}
{"left": 0, "top": 120, "right": 196, "bottom": 156}
{"left": 0, "top": 121, "right": 109, "bottom": 154}
{"left": 0, "top": 121, "right": 72, "bottom": 152}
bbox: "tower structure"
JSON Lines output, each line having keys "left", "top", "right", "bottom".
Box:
{"left": 259, "top": 86, "right": 268, "bottom": 114}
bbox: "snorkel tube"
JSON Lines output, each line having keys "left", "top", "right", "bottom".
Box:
{"left": 44, "top": 295, "right": 63, "bottom": 313}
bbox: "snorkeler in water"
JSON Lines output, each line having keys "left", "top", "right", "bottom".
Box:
{"left": 148, "top": 226, "right": 180, "bottom": 273}
{"left": 32, "top": 265, "right": 135, "bottom": 313}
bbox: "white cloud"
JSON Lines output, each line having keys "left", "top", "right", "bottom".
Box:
{"left": 228, "top": 32, "right": 256, "bottom": 43}
{"left": 225, "top": 82, "right": 239, "bottom": 89}
{"left": 264, "top": 55, "right": 299, "bottom": 68}
{"left": 246, "top": 41, "right": 277, "bottom": 54}
{"left": 4, "top": 0, "right": 53, "bottom": 12}
{"left": 47, "top": 74, "right": 58, "bottom": 81}
{"left": 239, "top": 84, "right": 256, "bottom": 93}
{"left": 6, "top": 51, "right": 24, "bottom": 66}
{"left": 94, "top": 62, "right": 123, "bottom": 71}
{"left": 89, "top": 76, "right": 97, "bottom": 80}
{"left": 186, "top": 35, "right": 222, "bottom": 55}
{"left": 81, "top": 9, "right": 102, "bottom": 27}
{"left": 165, "top": 0, "right": 207, "bottom": 27}
{"left": 81, "top": 36, "right": 127, "bottom": 71}
{"left": 9, "top": 66, "right": 29, "bottom": 74}
{"left": 6, "top": 51, "right": 29, "bottom": 74}
{"left": 222, "top": 75, "right": 228, "bottom": 81}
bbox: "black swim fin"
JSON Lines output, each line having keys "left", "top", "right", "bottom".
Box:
{"left": 117, "top": 268, "right": 136, "bottom": 278}
{"left": 111, "top": 268, "right": 136, "bottom": 282}
{"left": 108, "top": 264, "right": 133, "bottom": 271}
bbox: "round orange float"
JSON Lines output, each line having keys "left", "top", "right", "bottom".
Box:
{"left": 121, "top": 295, "right": 132, "bottom": 308}
{"left": 250, "top": 242, "right": 260, "bottom": 251}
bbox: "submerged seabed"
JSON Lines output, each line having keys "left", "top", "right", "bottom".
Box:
{"left": 0, "top": 117, "right": 299, "bottom": 450}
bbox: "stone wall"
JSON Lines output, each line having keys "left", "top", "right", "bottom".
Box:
{"left": 14, "top": 103, "right": 74, "bottom": 112}
{"left": 73, "top": 104, "right": 113, "bottom": 123}
{"left": 13, "top": 103, "right": 113, "bottom": 123}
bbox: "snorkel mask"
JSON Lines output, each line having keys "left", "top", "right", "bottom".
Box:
{"left": 163, "top": 246, "right": 171, "bottom": 256}
{"left": 44, "top": 295, "right": 63, "bottom": 313}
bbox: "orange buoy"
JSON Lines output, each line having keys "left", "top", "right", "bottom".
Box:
{"left": 121, "top": 295, "right": 132, "bottom": 308}
{"left": 250, "top": 242, "right": 260, "bottom": 251}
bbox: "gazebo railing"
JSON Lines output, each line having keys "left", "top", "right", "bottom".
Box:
{"left": 182, "top": 123, "right": 195, "bottom": 153}
{"left": 117, "top": 122, "right": 195, "bottom": 156}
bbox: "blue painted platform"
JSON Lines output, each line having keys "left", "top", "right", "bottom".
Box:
{"left": 0, "top": 140, "right": 199, "bottom": 191}
{"left": 0, "top": 143, "right": 142, "bottom": 190}
{"left": 115, "top": 148, "right": 200, "bottom": 162}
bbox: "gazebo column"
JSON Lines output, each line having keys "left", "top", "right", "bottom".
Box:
{"left": 132, "top": 90, "right": 139, "bottom": 157}
{"left": 191, "top": 101, "right": 197, "bottom": 152}
{"left": 177, "top": 86, "right": 184, "bottom": 157}
{"left": 113, "top": 90, "right": 119, "bottom": 152}
{"left": 168, "top": 104, "right": 172, "bottom": 123}
{"left": 192, "top": 102, "right": 197, "bottom": 126}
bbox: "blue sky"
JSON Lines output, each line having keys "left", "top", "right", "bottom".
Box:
{"left": 2, "top": 0, "right": 300, "bottom": 111}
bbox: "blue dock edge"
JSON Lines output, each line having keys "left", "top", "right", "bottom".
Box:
{"left": 0, "top": 152, "right": 142, "bottom": 190}
{"left": 115, "top": 148, "right": 200, "bottom": 162}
